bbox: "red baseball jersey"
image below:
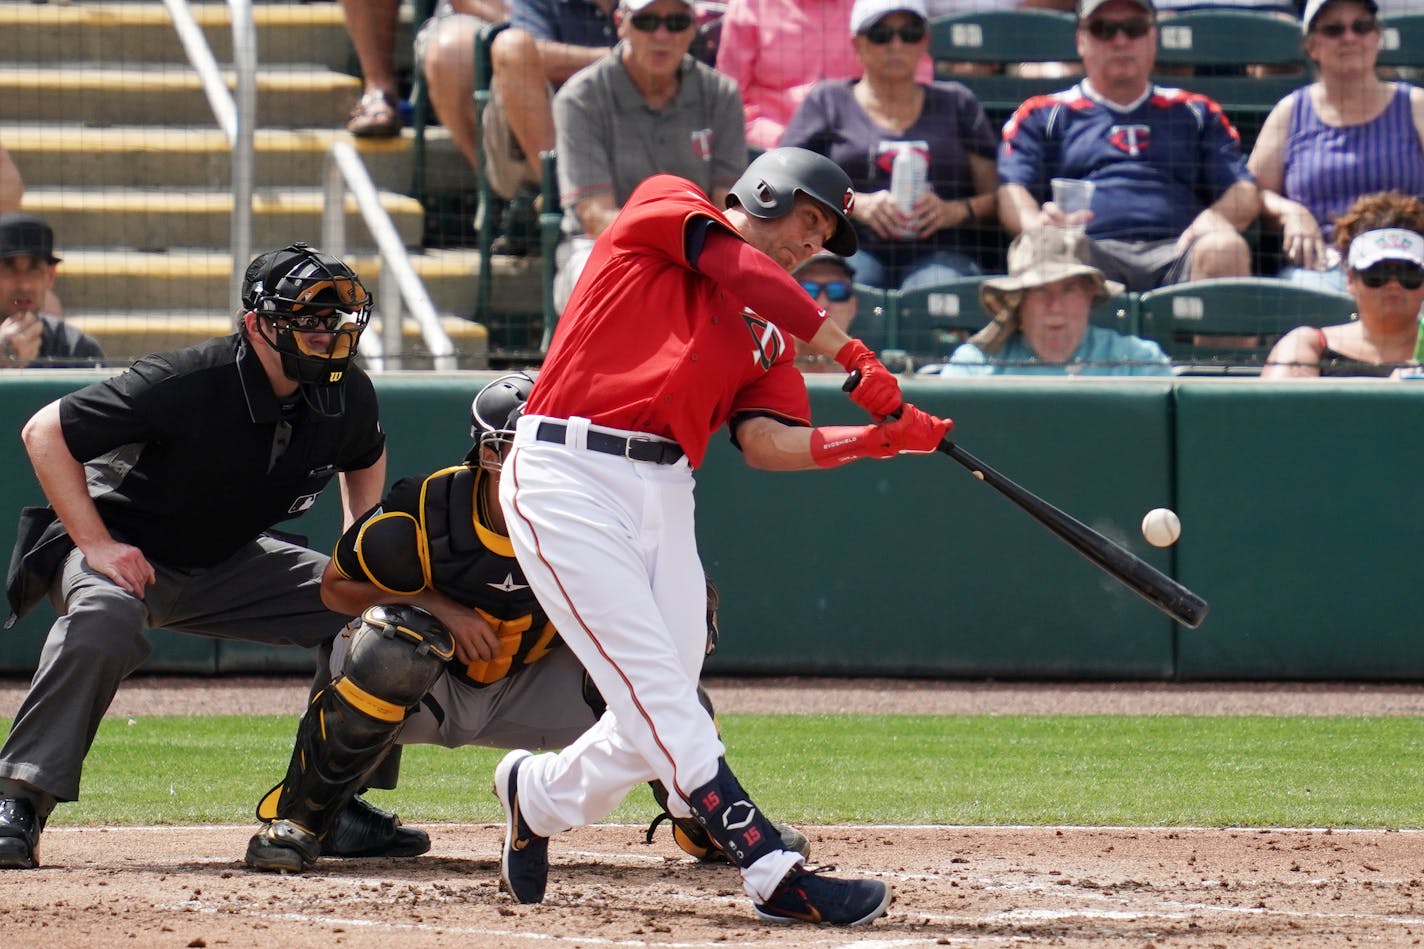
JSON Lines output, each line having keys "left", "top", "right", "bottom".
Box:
{"left": 526, "top": 176, "right": 815, "bottom": 468}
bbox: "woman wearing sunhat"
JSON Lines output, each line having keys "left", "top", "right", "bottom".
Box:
{"left": 936, "top": 227, "right": 1170, "bottom": 375}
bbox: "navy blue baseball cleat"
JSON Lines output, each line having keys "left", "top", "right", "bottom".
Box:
{"left": 754, "top": 866, "right": 892, "bottom": 925}
{"left": 494, "top": 749, "right": 549, "bottom": 903}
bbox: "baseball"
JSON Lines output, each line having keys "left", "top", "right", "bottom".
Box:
{"left": 1141, "top": 508, "right": 1181, "bottom": 547}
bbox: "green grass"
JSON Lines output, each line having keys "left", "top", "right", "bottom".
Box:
{"left": 15, "top": 713, "right": 1424, "bottom": 829}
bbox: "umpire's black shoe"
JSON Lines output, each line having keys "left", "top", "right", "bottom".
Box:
{"left": 494, "top": 749, "right": 548, "bottom": 903}
{"left": 0, "top": 796, "right": 42, "bottom": 869}
{"left": 325, "top": 796, "right": 431, "bottom": 859}
{"left": 753, "top": 866, "right": 892, "bottom": 926}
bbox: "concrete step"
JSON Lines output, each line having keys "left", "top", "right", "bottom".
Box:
{"left": 52, "top": 249, "right": 542, "bottom": 323}
{"left": 0, "top": 2, "right": 394, "bottom": 69}
{"left": 0, "top": 64, "right": 361, "bottom": 127}
{"left": 1, "top": 123, "right": 472, "bottom": 195}
{"left": 65, "top": 310, "right": 491, "bottom": 370}
{"left": 23, "top": 187, "right": 424, "bottom": 252}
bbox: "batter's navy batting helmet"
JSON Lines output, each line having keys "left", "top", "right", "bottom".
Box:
{"left": 726, "top": 147, "right": 858, "bottom": 257}
{"left": 465, "top": 371, "right": 533, "bottom": 470}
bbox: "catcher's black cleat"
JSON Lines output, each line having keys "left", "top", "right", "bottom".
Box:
{"left": 753, "top": 867, "right": 892, "bottom": 926}
{"left": 0, "top": 796, "right": 42, "bottom": 870}
{"left": 245, "top": 819, "right": 320, "bottom": 873}
{"left": 494, "top": 749, "right": 548, "bottom": 903}
{"left": 324, "top": 796, "right": 431, "bottom": 859}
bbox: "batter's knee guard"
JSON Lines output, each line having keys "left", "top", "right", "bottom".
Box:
{"left": 255, "top": 605, "right": 454, "bottom": 841}
{"left": 683, "top": 758, "right": 787, "bottom": 870}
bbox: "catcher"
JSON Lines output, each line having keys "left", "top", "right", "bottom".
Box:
{"left": 246, "top": 372, "right": 805, "bottom": 871}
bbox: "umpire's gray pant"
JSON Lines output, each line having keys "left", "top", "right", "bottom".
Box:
{"left": 0, "top": 536, "right": 348, "bottom": 802}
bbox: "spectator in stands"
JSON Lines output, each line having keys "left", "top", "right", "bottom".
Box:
{"left": 716, "top": 0, "right": 932, "bottom": 151}
{"left": 1262, "top": 190, "right": 1424, "bottom": 377}
{"left": 339, "top": 0, "right": 406, "bottom": 138}
{"left": 0, "top": 214, "right": 101, "bottom": 369}
{"left": 1248, "top": 0, "right": 1424, "bottom": 293}
{"left": 792, "top": 252, "right": 861, "bottom": 369}
{"left": 486, "top": 0, "right": 618, "bottom": 206}
{"left": 936, "top": 226, "right": 1170, "bottom": 375}
{"left": 415, "top": 0, "right": 512, "bottom": 174}
{"left": 551, "top": 0, "right": 746, "bottom": 312}
{"left": 997, "top": 0, "right": 1260, "bottom": 292}
{"left": 0, "top": 141, "right": 21, "bottom": 212}
{"left": 780, "top": 0, "right": 998, "bottom": 292}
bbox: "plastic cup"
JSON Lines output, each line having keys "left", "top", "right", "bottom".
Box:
{"left": 1051, "top": 178, "right": 1095, "bottom": 216}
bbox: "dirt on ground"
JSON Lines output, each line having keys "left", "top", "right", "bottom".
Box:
{"left": 3, "top": 676, "right": 1423, "bottom": 948}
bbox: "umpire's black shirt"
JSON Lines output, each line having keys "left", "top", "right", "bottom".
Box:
{"left": 57, "top": 332, "right": 385, "bottom": 568}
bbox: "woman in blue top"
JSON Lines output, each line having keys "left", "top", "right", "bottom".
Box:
{"left": 1248, "top": 0, "right": 1424, "bottom": 293}
{"left": 937, "top": 227, "right": 1172, "bottom": 376}
{"left": 779, "top": 0, "right": 999, "bottom": 292}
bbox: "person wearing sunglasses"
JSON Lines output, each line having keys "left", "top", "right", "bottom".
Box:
{"left": 999, "top": 0, "right": 1259, "bottom": 294}
{"left": 716, "top": 0, "right": 933, "bottom": 152}
{"left": 0, "top": 244, "right": 392, "bottom": 871}
{"left": 551, "top": 0, "right": 746, "bottom": 314}
{"left": 1264, "top": 191, "right": 1424, "bottom": 378}
{"left": 1248, "top": 1, "right": 1424, "bottom": 295}
{"left": 792, "top": 252, "right": 861, "bottom": 369}
{"left": 781, "top": 0, "right": 999, "bottom": 294}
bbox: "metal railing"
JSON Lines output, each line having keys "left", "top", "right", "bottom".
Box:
{"left": 322, "top": 142, "right": 455, "bottom": 371}
{"left": 163, "top": 0, "right": 455, "bottom": 370}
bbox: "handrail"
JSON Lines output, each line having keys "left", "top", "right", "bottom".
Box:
{"left": 322, "top": 141, "right": 456, "bottom": 372}
{"left": 162, "top": 0, "right": 254, "bottom": 314}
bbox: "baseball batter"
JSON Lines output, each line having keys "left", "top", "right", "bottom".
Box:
{"left": 495, "top": 147, "right": 952, "bottom": 926}
{"left": 246, "top": 373, "right": 806, "bottom": 872}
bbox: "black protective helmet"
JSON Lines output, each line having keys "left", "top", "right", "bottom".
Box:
{"left": 726, "top": 147, "right": 858, "bottom": 257}
{"left": 464, "top": 371, "right": 533, "bottom": 471}
{"left": 243, "top": 242, "right": 371, "bottom": 415}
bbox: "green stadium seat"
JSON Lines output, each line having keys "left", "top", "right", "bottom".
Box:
{"left": 1378, "top": 14, "right": 1424, "bottom": 69}
{"left": 890, "top": 276, "right": 993, "bottom": 360}
{"left": 1136, "top": 277, "right": 1357, "bottom": 373}
{"left": 927, "top": 10, "right": 1080, "bottom": 127}
{"left": 538, "top": 149, "right": 562, "bottom": 352}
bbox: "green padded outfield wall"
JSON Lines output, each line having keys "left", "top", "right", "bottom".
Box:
{"left": 1, "top": 372, "right": 1421, "bottom": 680}
{"left": 1173, "top": 381, "right": 1424, "bottom": 680}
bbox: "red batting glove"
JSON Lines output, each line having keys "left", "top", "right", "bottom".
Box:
{"left": 835, "top": 339, "right": 902, "bottom": 418}
{"left": 809, "top": 404, "right": 953, "bottom": 467}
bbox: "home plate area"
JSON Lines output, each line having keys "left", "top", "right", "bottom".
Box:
{"left": 2, "top": 823, "right": 1421, "bottom": 947}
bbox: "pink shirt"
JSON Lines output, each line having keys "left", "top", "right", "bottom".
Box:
{"left": 716, "top": 0, "right": 933, "bottom": 150}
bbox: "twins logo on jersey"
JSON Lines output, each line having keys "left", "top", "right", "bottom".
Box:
{"left": 1108, "top": 125, "right": 1151, "bottom": 157}
{"left": 741, "top": 310, "right": 786, "bottom": 371}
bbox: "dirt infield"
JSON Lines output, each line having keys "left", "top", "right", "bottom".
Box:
{"left": 5, "top": 676, "right": 1424, "bottom": 947}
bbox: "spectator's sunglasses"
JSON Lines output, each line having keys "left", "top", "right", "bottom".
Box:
{"left": 800, "top": 280, "right": 854, "bottom": 303}
{"left": 628, "top": 11, "right": 695, "bottom": 32}
{"left": 1357, "top": 261, "right": 1424, "bottom": 290}
{"left": 1313, "top": 18, "right": 1378, "bottom": 38}
{"left": 1084, "top": 17, "right": 1153, "bottom": 41}
{"left": 862, "top": 20, "right": 927, "bottom": 45}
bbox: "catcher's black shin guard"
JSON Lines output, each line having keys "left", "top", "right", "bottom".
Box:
{"left": 256, "top": 605, "right": 453, "bottom": 838}
{"left": 683, "top": 758, "right": 785, "bottom": 870}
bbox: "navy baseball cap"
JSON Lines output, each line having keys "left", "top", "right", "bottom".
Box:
{"left": 0, "top": 212, "right": 60, "bottom": 264}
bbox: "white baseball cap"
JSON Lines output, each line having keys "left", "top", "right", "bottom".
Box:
{"left": 850, "top": 0, "right": 928, "bottom": 36}
{"left": 622, "top": 0, "right": 693, "bottom": 11}
{"left": 1302, "top": 0, "right": 1379, "bottom": 36}
{"left": 1347, "top": 227, "right": 1424, "bottom": 270}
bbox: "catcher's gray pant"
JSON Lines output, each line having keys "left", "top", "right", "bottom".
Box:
{"left": 0, "top": 537, "right": 346, "bottom": 802}
{"left": 328, "top": 625, "right": 595, "bottom": 753}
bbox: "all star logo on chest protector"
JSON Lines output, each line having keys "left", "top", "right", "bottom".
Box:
{"left": 741, "top": 310, "right": 786, "bottom": 371}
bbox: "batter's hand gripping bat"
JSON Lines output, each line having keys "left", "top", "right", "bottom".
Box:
{"left": 843, "top": 374, "right": 1209, "bottom": 629}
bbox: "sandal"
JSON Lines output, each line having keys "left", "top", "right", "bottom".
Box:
{"left": 346, "top": 90, "right": 402, "bottom": 138}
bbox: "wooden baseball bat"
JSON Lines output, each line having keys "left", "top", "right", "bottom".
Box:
{"left": 842, "top": 373, "right": 1208, "bottom": 628}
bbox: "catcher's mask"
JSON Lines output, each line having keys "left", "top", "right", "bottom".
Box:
{"left": 242, "top": 242, "right": 371, "bottom": 417}
{"left": 464, "top": 371, "right": 533, "bottom": 472}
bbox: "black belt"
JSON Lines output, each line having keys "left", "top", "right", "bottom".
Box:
{"left": 535, "top": 421, "right": 684, "bottom": 465}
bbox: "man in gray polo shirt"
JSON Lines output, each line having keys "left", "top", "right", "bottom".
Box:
{"left": 551, "top": 0, "right": 745, "bottom": 311}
